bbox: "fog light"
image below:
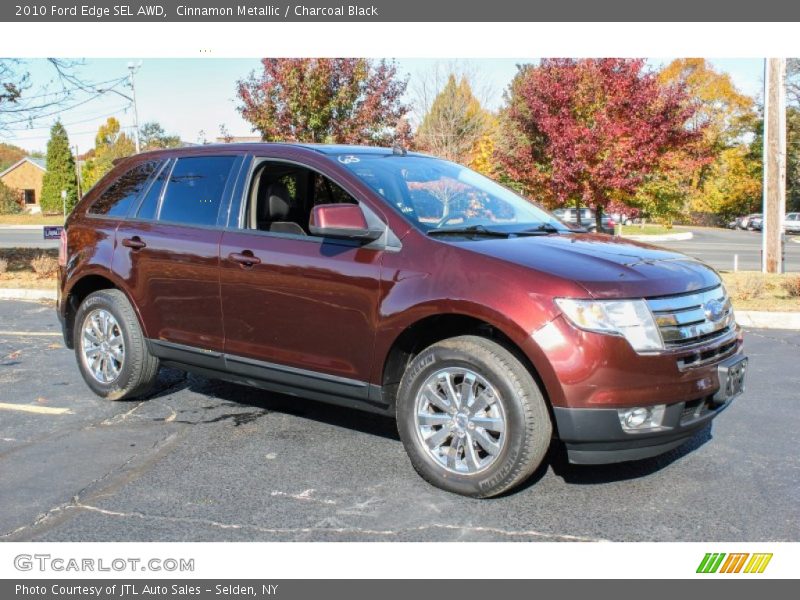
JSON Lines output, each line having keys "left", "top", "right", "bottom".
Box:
{"left": 618, "top": 405, "right": 666, "bottom": 433}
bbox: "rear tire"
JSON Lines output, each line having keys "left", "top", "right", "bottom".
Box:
{"left": 74, "top": 289, "right": 159, "bottom": 400}
{"left": 396, "top": 335, "right": 552, "bottom": 498}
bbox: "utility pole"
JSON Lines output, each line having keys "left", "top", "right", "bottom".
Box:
{"left": 128, "top": 62, "right": 141, "bottom": 154}
{"left": 95, "top": 61, "right": 143, "bottom": 154}
{"left": 762, "top": 58, "right": 787, "bottom": 274}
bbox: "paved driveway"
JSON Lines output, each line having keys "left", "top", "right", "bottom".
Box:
{"left": 1, "top": 299, "right": 798, "bottom": 542}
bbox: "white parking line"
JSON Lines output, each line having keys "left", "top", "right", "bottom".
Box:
{"left": 0, "top": 403, "right": 73, "bottom": 415}
{"left": 0, "top": 331, "right": 61, "bottom": 336}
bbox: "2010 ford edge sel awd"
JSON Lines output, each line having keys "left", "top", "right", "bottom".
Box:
{"left": 57, "top": 143, "right": 747, "bottom": 497}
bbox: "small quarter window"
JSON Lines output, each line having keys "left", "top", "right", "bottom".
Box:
{"left": 136, "top": 161, "right": 170, "bottom": 220}
{"left": 90, "top": 160, "right": 160, "bottom": 217}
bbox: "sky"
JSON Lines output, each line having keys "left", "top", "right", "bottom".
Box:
{"left": 2, "top": 58, "right": 765, "bottom": 154}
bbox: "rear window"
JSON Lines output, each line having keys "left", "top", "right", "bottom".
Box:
{"left": 158, "top": 156, "right": 237, "bottom": 227}
{"left": 89, "top": 160, "right": 161, "bottom": 217}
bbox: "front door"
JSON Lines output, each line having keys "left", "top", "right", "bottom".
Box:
{"left": 219, "top": 159, "right": 384, "bottom": 399}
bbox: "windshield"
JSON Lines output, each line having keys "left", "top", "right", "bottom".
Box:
{"left": 336, "top": 153, "right": 570, "bottom": 234}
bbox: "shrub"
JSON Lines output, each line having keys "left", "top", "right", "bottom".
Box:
{"left": 0, "top": 181, "right": 23, "bottom": 215}
{"left": 782, "top": 275, "right": 800, "bottom": 298}
{"left": 30, "top": 254, "right": 58, "bottom": 278}
{"left": 731, "top": 273, "right": 766, "bottom": 301}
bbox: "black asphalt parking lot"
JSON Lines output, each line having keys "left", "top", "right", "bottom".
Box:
{"left": 664, "top": 226, "right": 800, "bottom": 272}
{"left": 1, "top": 299, "right": 798, "bottom": 542}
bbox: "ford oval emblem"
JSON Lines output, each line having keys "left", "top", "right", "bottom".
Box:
{"left": 703, "top": 299, "right": 725, "bottom": 322}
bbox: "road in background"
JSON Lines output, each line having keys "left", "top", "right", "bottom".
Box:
{"left": 0, "top": 227, "right": 59, "bottom": 249}
{"left": 651, "top": 227, "right": 800, "bottom": 272}
{"left": 1, "top": 299, "right": 797, "bottom": 542}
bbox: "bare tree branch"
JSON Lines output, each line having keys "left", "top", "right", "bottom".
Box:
{"left": 0, "top": 59, "right": 127, "bottom": 134}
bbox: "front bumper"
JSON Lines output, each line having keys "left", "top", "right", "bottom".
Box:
{"left": 554, "top": 393, "right": 734, "bottom": 465}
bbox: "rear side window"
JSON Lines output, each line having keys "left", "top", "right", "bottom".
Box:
{"left": 158, "top": 156, "right": 237, "bottom": 227}
{"left": 89, "top": 160, "right": 160, "bottom": 217}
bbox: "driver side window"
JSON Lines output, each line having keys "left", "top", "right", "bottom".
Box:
{"left": 245, "top": 161, "right": 358, "bottom": 237}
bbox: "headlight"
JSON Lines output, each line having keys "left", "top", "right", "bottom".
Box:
{"left": 554, "top": 298, "right": 663, "bottom": 352}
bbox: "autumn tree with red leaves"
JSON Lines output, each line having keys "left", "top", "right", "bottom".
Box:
{"left": 236, "top": 58, "right": 411, "bottom": 146}
{"left": 496, "top": 59, "right": 703, "bottom": 229}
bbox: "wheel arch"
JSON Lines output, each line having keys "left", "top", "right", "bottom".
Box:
{"left": 378, "top": 311, "right": 555, "bottom": 415}
{"left": 63, "top": 270, "right": 144, "bottom": 349}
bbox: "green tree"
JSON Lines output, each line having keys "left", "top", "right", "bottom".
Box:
{"left": 785, "top": 109, "right": 800, "bottom": 211}
{"left": 416, "top": 74, "right": 489, "bottom": 164}
{"left": 40, "top": 121, "right": 78, "bottom": 214}
{"left": 140, "top": 121, "right": 182, "bottom": 150}
{"left": 785, "top": 61, "right": 800, "bottom": 212}
{"left": 81, "top": 117, "right": 136, "bottom": 189}
{"left": 0, "top": 180, "right": 22, "bottom": 214}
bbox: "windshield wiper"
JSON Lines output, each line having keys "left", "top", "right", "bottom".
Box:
{"left": 512, "top": 223, "right": 572, "bottom": 235}
{"left": 427, "top": 225, "right": 511, "bottom": 237}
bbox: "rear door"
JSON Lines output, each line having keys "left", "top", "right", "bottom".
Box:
{"left": 218, "top": 156, "right": 385, "bottom": 399}
{"left": 113, "top": 154, "right": 243, "bottom": 359}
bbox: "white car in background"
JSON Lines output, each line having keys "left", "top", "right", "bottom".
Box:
{"left": 736, "top": 213, "right": 762, "bottom": 230}
{"left": 785, "top": 212, "right": 800, "bottom": 234}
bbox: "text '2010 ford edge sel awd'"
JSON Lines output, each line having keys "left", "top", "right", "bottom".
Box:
{"left": 57, "top": 143, "right": 747, "bottom": 497}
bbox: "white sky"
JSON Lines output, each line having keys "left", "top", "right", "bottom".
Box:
{"left": 1, "top": 58, "right": 765, "bottom": 154}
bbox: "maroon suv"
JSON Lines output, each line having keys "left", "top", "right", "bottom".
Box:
{"left": 57, "top": 143, "right": 747, "bottom": 497}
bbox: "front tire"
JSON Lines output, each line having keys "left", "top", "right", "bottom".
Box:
{"left": 74, "top": 289, "right": 159, "bottom": 400}
{"left": 396, "top": 335, "right": 552, "bottom": 498}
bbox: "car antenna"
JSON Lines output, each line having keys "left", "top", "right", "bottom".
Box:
{"left": 392, "top": 144, "right": 407, "bottom": 156}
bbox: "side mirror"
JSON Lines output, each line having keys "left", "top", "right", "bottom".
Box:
{"left": 309, "top": 204, "right": 384, "bottom": 241}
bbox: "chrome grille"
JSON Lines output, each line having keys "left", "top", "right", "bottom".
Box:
{"left": 647, "top": 285, "right": 734, "bottom": 347}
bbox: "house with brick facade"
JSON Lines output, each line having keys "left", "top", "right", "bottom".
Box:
{"left": 0, "top": 157, "right": 47, "bottom": 212}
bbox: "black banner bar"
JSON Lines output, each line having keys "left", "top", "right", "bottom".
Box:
{"left": 2, "top": 0, "right": 800, "bottom": 22}
{"left": 2, "top": 580, "right": 796, "bottom": 600}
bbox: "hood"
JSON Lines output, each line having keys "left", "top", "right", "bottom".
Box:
{"left": 451, "top": 233, "right": 721, "bottom": 299}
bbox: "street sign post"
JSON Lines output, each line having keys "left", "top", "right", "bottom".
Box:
{"left": 43, "top": 226, "right": 63, "bottom": 240}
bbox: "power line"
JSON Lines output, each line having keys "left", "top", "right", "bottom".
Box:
{"left": 8, "top": 75, "right": 128, "bottom": 102}
{"left": 1, "top": 78, "right": 128, "bottom": 124}
{"left": 3, "top": 122, "right": 138, "bottom": 142}
{"left": 2, "top": 104, "right": 130, "bottom": 132}
{"left": 1, "top": 128, "right": 99, "bottom": 141}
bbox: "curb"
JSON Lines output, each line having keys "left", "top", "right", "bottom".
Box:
{"left": 0, "top": 225, "right": 47, "bottom": 230}
{"left": 0, "top": 288, "right": 56, "bottom": 301}
{"left": 736, "top": 311, "right": 800, "bottom": 330}
{"left": 622, "top": 231, "right": 694, "bottom": 242}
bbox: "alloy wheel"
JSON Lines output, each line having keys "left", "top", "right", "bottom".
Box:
{"left": 80, "top": 308, "right": 125, "bottom": 384}
{"left": 414, "top": 367, "right": 507, "bottom": 475}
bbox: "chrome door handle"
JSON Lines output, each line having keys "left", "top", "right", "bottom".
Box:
{"left": 121, "top": 237, "right": 146, "bottom": 250}
{"left": 228, "top": 252, "right": 261, "bottom": 267}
